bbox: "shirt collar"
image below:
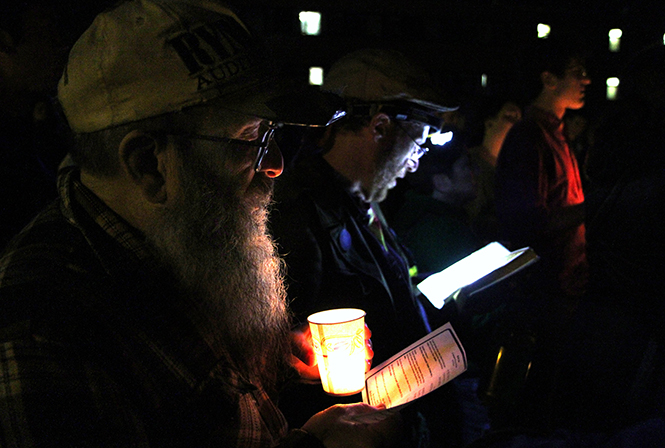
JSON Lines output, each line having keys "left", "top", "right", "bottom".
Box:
{"left": 526, "top": 105, "right": 564, "bottom": 132}
{"left": 58, "top": 166, "right": 156, "bottom": 270}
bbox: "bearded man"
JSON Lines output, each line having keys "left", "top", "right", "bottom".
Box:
{"left": 0, "top": 1, "right": 397, "bottom": 447}
{"left": 271, "top": 49, "right": 456, "bottom": 370}
{"left": 269, "top": 49, "right": 462, "bottom": 445}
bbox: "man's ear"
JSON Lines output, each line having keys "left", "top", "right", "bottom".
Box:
{"left": 369, "top": 113, "right": 392, "bottom": 142}
{"left": 118, "top": 130, "right": 167, "bottom": 204}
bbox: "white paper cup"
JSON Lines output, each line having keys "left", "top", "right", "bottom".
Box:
{"left": 307, "top": 308, "right": 366, "bottom": 396}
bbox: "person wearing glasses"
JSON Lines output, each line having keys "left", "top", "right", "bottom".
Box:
{"left": 0, "top": 2, "right": 403, "bottom": 447}
{"left": 269, "top": 48, "right": 462, "bottom": 446}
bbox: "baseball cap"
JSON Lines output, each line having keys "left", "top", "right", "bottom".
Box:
{"left": 322, "top": 48, "right": 457, "bottom": 116}
{"left": 58, "top": 0, "right": 343, "bottom": 133}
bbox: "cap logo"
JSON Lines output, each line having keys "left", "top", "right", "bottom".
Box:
{"left": 167, "top": 16, "right": 256, "bottom": 90}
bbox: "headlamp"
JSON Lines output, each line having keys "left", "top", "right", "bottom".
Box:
{"left": 345, "top": 100, "right": 455, "bottom": 150}
{"left": 345, "top": 101, "right": 446, "bottom": 132}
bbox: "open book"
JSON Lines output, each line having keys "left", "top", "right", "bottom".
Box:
{"left": 355, "top": 243, "right": 538, "bottom": 414}
{"left": 417, "top": 242, "right": 539, "bottom": 310}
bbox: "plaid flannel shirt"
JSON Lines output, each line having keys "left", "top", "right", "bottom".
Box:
{"left": 0, "top": 167, "right": 320, "bottom": 448}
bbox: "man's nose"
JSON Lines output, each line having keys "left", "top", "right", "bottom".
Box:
{"left": 257, "top": 143, "right": 284, "bottom": 178}
{"left": 406, "top": 158, "right": 419, "bottom": 173}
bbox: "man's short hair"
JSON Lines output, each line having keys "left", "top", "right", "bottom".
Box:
{"left": 530, "top": 34, "right": 589, "bottom": 79}
{"left": 70, "top": 114, "right": 172, "bottom": 177}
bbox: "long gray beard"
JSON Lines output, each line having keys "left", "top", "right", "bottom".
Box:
{"left": 145, "top": 152, "right": 291, "bottom": 387}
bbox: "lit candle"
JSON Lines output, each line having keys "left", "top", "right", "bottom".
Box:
{"left": 308, "top": 308, "right": 366, "bottom": 396}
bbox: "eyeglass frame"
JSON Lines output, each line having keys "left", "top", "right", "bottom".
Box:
{"left": 170, "top": 122, "right": 279, "bottom": 172}
{"left": 393, "top": 120, "right": 429, "bottom": 161}
{"left": 165, "top": 107, "right": 348, "bottom": 172}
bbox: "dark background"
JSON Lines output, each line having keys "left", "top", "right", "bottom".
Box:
{"left": 228, "top": 0, "right": 664, "bottom": 118}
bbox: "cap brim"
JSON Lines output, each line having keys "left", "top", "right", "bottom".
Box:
{"left": 225, "top": 81, "right": 347, "bottom": 127}
{"left": 407, "top": 97, "right": 458, "bottom": 113}
{"left": 378, "top": 94, "right": 458, "bottom": 113}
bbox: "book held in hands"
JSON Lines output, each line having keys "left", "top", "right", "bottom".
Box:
{"left": 359, "top": 242, "right": 538, "bottom": 411}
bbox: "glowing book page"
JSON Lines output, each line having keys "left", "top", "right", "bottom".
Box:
{"left": 362, "top": 323, "right": 466, "bottom": 409}
{"left": 417, "top": 242, "right": 537, "bottom": 309}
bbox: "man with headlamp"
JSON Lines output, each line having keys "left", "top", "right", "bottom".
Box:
{"left": 270, "top": 48, "right": 458, "bottom": 444}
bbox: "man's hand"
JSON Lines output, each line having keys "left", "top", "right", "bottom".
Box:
{"left": 290, "top": 324, "right": 374, "bottom": 382}
{"left": 301, "top": 403, "right": 403, "bottom": 448}
{"left": 290, "top": 324, "right": 320, "bottom": 381}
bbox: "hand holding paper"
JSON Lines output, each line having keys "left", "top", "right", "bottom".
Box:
{"left": 362, "top": 323, "right": 467, "bottom": 409}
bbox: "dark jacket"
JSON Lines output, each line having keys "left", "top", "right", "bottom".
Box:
{"left": 270, "top": 155, "right": 430, "bottom": 366}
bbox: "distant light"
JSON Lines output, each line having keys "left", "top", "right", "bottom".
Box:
{"left": 606, "top": 77, "right": 620, "bottom": 87}
{"left": 481, "top": 73, "right": 488, "bottom": 88}
{"left": 309, "top": 67, "right": 324, "bottom": 85}
{"left": 299, "top": 11, "right": 321, "bottom": 35}
{"left": 430, "top": 131, "right": 454, "bottom": 146}
{"left": 662, "top": 33, "right": 665, "bottom": 45}
{"left": 606, "top": 77, "right": 620, "bottom": 100}
{"left": 608, "top": 28, "right": 623, "bottom": 39}
{"left": 537, "top": 23, "right": 551, "bottom": 39}
{"left": 609, "top": 28, "right": 622, "bottom": 52}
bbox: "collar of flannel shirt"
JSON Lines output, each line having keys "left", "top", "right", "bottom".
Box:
{"left": 59, "top": 166, "right": 154, "bottom": 263}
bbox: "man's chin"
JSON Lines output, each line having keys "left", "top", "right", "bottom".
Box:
{"left": 369, "top": 188, "right": 389, "bottom": 203}
{"left": 245, "top": 178, "right": 274, "bottom": 209}
{"left": 567, "top": 103, "right": 585, "bottom": 111}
